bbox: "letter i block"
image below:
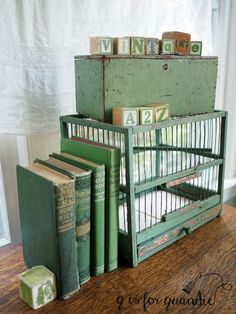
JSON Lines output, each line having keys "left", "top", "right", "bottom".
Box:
{"left": 145, "top": 38, "right": 160, "bottom": 55}
{"left": 139, "top": 108, "right": 155, "bottom": 125}
{"left": 131, "top": 37, "right": 145, "bottom": 55}
{"left": 189, "top": 41, "right": 202, "bottom": 56}
{"left": 113, "top": 107, "right": 139, "bottom": 126}
{"left": 116, "top": 37, "right": 131, "bottom": 55}
{"left": 90, "top": 37, "right": 113, "bottom": 55}
{"left": 162, "top": 39, "right": 175, "bottom": 54}
{"left": 19, "top": 266, "right": 56, "bottom": 310}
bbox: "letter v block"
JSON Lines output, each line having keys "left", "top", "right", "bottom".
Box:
{"left": 131, "top": 37, "right": 145, "bottom": 55}
{"left": 90, "top": 37, "right": 113, "bottom": 55}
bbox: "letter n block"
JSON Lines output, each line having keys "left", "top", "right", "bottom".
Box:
{"left": 131, "top": 37, "right": 145, "bottom": 55}
{"left": 113, "top": 107, "right": 139, "bottom": 126}
{"left": 139, "top": 108, "right": 155, "bottom": 125}
{"left": 145, "top": 38, "right": 160, "bottom": 55}
{"left": 189, "top": 41, "right": 202, "bottom": 56}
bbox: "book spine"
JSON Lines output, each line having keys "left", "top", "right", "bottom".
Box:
{"left": 55, "top": 182, "right": 80, "bottom": 298}
{"left": 91, "top": 168, "right": 105, "bottom": 275}
{"left": 105, "top": 151, "right": 121, "bottom": 272}
{"left": 75, "top": 174, "right": 91, "bottom": 284}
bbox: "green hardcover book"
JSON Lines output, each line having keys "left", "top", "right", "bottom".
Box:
{"left": 61, "top": 137, "right": 121, "bottom": 272}
{"left": 34, "top": 158, "right": 92, "bottom": 284}
{"left": 49, "top": 152, "right": 105, "bottom": 276}
{"left": 17, "top": 163, "right": 79, "bottom": 299}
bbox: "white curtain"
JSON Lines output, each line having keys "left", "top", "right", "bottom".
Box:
{"left": 0, "top": 0, "right": 214, "bottom": 134}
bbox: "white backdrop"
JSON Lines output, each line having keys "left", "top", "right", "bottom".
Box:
{"left": 0, "top": 0, "right": 214, "bottom": 134}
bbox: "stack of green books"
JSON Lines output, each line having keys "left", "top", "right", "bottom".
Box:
{"left": 17, "top": 134, "right": 121, "bottom": 299}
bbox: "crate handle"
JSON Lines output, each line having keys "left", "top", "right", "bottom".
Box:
{"left": 182, "top": 227, "right": 192, "bottom": 235}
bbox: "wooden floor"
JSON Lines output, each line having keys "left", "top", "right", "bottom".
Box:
{"left": 0, "top": 204, "right": 235, "bottom": 314}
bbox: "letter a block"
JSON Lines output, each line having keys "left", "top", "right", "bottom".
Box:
{"left": 19, "top": 266, "right": 56, "bottom": 310}
{"left": 145, "top": 38, "right": 160, "bottom": 55}
{"left": 113, "top": 107, "right": 139, "bottom": 126}
{"left": 90, "top": 37, "right": 113, "bottom": 55}
{"left": 139, "top": 108, "right": 155, "bottom": 125}
{"left": 131, "top": 37, "right": 145, "bottom": 55}
{"left": 162, "top": 39, "right": 175, "bottom": 55}
{"left": 189, "top": 41, "right": 202, "bottom": 56}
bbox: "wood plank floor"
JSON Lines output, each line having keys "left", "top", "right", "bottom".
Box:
{"left": 0, "top": 204, "right": 235, "bottom": 314}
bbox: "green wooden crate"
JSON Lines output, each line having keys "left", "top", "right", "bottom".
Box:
{"left": 74, "top": 56, "right": 218, "bottom": 122}
{"left": 60, "top": 111, "right": 227, "bottom": 266}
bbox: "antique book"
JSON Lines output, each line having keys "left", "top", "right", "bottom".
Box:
{"left": 61, "top": 137, "right": 121, "bottom": 272}
{"left": 49, "top": 152, "right": 105, "bottom": 276}
{"left": 17, "top": 164, "right": 79, "bottom": 299}
{"left": 34, "top": 158, "right": 92, "bottom": 285}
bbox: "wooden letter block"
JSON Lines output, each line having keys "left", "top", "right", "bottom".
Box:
{"left": 162, "top": 32, "right": 191, "bottom": 55}
{"left": 189, "top": 41, "right": 202, "bottom": 56}
{"left": 162, "top": 40, "right": 175, "bottom": 55}
{"left": 19, "top": 266, "right": 56, "bottom": 310}
{"left": 90, "top": 37, "right": 113, "bottom": 55}
{"left": 116, "top": 37, "right": 130, "bottom": 55}
{"left": 131, "top": 37, "right": 145, "bottom": 55}
{"left": 145, "top": 38, "right": 160, "bottom": 55}
{"left": 145, "top": 103, "right": 170, "bottom": 122}
{"left": 139, "top": 108, "right": 155, "bottom": 125}
{"left": 101, "top": 37, "right": 113, "bottom": 54}
{"left": 90, "top": 37, "right": 101, "bottom": 55}
{"left": 113, "top": 107, "right": 139, "bottom": 126}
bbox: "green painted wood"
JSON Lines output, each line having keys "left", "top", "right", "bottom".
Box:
{"left": 136, "top": 194, "right": 221, "bottom": 244}
{"left": 218, "top": 113, "right": 228, "bottom": 203}
{"left": 75, "top": 56, "right": 218, "bottom": 122}
{"left": 124, "top": 128, "right": 138, "bottom": 266}
{"left": 134, "top": 159, "right": 223, "bottom": 194}
{"left": 137, "top": 204, "right": 221, "bottom": 263}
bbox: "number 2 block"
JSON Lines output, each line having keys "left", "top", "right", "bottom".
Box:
{"left": 139, "top": 108, "right": 155, "bottom": 125}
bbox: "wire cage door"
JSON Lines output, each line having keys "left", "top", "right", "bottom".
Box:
{"left": 61, "top": 111, "right": 227, "bottom": 266}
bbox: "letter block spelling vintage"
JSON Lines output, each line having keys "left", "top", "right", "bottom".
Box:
{"left": 60, "top": 109, "right": 227, "bottom": 267}
{"left": 162, "top": 32, "right": 191, "bottom": 55}
{"left": 189, "top": 41, "right": 202, "bottom": 56}
{"left": 19, "top": 266, "right": 56, "bottom": 310}
{"left": 145, "top": 38, "right": 160, "bottom": 55}
{"left": 74, "top": 56, "right": 218, "bottom": 122}
{"left": 131, "top": 37, "right": 145, "bottom": 55}
{"left": 90, "top": 37, "right": 113, "bottom": 55}
{"left": 114, "top": 37, "right": 131, "bottom": 55}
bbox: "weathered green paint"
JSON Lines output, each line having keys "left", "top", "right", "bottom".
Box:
{"left": 74, "top": 56, "right": 218, "bottom": 122}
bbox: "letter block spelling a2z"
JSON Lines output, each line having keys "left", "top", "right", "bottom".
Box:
{"left": 112, "top": 107, "right": 139, "bottom": 126}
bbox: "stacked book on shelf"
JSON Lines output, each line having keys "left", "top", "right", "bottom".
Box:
{"left": 17, "top": 137, "right": 121, "bottom": 299}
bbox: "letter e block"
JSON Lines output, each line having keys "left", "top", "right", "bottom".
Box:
{"left": 145, "top": 38, "right": 160, "bottom": 55}
{"left": 189, "top": 41, "right": 202, "bottom": 56}
{"left": 19, "top": 266, "right": 56, "bottom": 310}
{"left": 131, "top": 37, "right": 145, "bottom": 55}
{"left": 140, "top": 108, "right": 155, "bottom": 125}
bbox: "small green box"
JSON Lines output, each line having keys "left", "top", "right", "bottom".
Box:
{"left": 19, "top": 266, "right": 56, "bottom": 310}
{"left": 189, "top": 41, "right": 202, "bottom": 56}
{"left": 75, "top": 55, "right": 218, "bottom": 122}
